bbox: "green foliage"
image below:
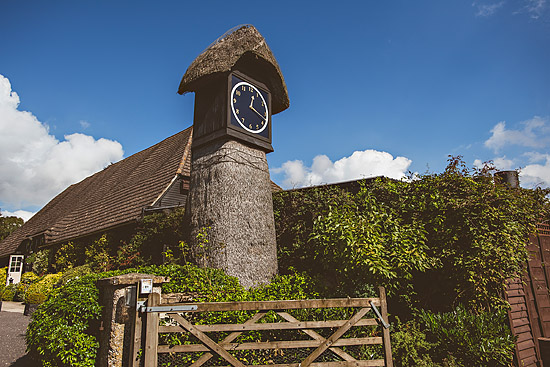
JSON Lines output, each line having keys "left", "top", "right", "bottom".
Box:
{"left": 0, "top": 212, "right": 24, "bottom": 241}
{"left": 274, "top": 157, "right": 549, "bottom": 313}
{"left": 26, "top": 272, "right": 108, "bottom": 367}
{"left": 58, "top": 264, "right": 93, "bottom": 286}
{"left": 24, "top": 273, "right": 62, "bottom": 304}
{"left": 418, "top": 305, "right": 515, "bottom": 367}
{"left": 0, "top": 267, "right": 6, "bottom": 296}
{"left": 54, "top": 241, "right": 79, "bottom": 271}
{"left": 30, "top": 249, "right": 51, "bottom": 275}
{"left": 121, "top": 208, "right": 188, "bottom": 267}
{"left": 368, "top": 157, "right": 549, "bottom": 312}
{"left": 2, "top": 283, "right": 16, "bottom": 301}
{"left": 391, "top": 317, "right": 438, "bottom": 367}
{"left": 26, "top": 264, "right": 325, "bottom": 367}
{"left": 15, "top": 272, "right": 40, "bottom": 301}
{"left": 85, "top": 234, "right": 114, "bottom": 272}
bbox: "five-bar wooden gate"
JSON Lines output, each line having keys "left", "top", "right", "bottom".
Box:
{"left": 140, "top": 287, "right": 393, "bottom": 367}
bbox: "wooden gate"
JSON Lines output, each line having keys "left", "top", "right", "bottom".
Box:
{"left": 140, "top": 287, "right": 393, "bottom": 367}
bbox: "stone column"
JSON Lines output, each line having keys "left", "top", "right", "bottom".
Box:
{"left": 188, "top": 139, "right": 278, "bottom": 288}
{"left": 96, "top": 273, "right": 168, "bottom": 367}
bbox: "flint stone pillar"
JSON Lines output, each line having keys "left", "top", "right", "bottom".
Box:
{"left": 188, "top": 139, "right": 278, "bottom": 288}
{"left": 96, "top": 273, "right": 168, "bottom": 367}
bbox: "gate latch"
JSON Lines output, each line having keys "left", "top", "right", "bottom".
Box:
{"left": 369, "top": 301, "right": 390, "bottom": 329}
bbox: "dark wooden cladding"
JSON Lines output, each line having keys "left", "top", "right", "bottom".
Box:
{"left": 506, "top": 225, "right": 550, "bottom": 367}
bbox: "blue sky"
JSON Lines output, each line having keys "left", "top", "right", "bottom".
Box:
{"left": 1, "top": 0, "right": 549, "bottom": 220}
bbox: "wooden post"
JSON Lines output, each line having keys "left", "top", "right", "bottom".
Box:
{"left": 144, "top": 292, "right": 160, "bottom": 367}
{"left": 129, "top": 282, "right": 143, "bottom": 367}
{"left": 379, "top": 286, "right": 393, "bottom": 367}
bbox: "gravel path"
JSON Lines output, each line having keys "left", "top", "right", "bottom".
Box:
{"left": 0, "top": 311, "right": 37, "bottom": 366}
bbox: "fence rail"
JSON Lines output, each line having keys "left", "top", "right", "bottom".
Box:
{"left": 141, "top": 287, "right": 392, "bottom": 367}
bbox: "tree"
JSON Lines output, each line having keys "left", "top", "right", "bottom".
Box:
{"left": 0, "top": 210, "right": 24, "bottom": 241}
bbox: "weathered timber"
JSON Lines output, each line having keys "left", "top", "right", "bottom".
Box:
{"left": 301, "top": 308, "right": 371, "bottom": 367}
{"left": 190, "top": 312, "right": 267, "bottom": 367}
{"left": 158, "top": 317, "right": 377, "bottom": 333}
{"left": 144, "top": 293, "right": 160, "bottom": 367}
{"left": 277, "top": 312, "right": 357, "bottom": 362}
{"left": 170, "top": 313, "right": 246, "bottom": 367}
{"left": 161, "top": 298, "right": 379, "bottom": 312}
{"left": 158, "top": 337, "right": 383, "bottom": 353}
{"left": 184, "top": 362, "right": 385, "bottom": 367}
{"left": 380, "top": 287, "right": 393, "bottom": 367}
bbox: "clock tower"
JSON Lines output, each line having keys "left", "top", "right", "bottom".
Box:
{"left": 178, "top": 25, "right": 289, "bottom": 288}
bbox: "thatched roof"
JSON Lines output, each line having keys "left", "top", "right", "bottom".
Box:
{"left": 0, "top": 126, "right": 283, "bottom": 260}
{"left": 178, "top": 25, "right": 289, "bottom": 115}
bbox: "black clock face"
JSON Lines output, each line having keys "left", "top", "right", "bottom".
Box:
{"left": 230, "top": 76, "right": 269, "bottom": 137}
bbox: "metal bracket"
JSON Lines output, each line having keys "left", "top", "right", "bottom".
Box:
{"left": 370, "top": 301, "right": 390, "bottom": 329}
{"left": 140, "top": 305, "right": 198, "bottom": 313}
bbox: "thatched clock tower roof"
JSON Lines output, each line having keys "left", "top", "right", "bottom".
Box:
{"left": 178, "top": 25, "right": 289, "bottom": 115}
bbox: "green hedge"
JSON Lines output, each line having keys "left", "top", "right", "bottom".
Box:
{"left": 25, "top": 264, "right": 323, "bottom": 367}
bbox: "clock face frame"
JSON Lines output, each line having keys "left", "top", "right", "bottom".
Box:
{"left": 228, "top": 72, "right": 271, "bottom": 141}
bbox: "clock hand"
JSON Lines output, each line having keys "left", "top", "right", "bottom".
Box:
{"left": 249, "top": 105, "right": 267, "bottom": 121}
{"left": 249, "top": 95, "right": 255, "bottom": 109}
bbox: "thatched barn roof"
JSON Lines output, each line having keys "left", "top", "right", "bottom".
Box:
{"left": 0, "top": 126, "right": 282, "bottom": 261}
{"left": 178, "top": 25, "right": 289, "bottom": 115}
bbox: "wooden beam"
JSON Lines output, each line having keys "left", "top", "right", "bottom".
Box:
{"left": 379, "top": 287, "right": 393, "bottom": 367}
{"left": 277, "top": 312, "right": 357, "bottom": 362}
{"left": 158, "top": 318, "right": 377, "bottom": 333}
{"left": 158, "top": 337, "right": 383, "bottom": 353}
{"left": 144, "top": 292, "right": 160, "bottom": 367}
{"left": 186, "top": 361, "right": 385, "bottom": 367}
{"left": 158, "top": 298, "right": 379, "bottom": 312}
{"left": 169, "top": 313, "right": 246, "bottom": 367}
{"left": 189, "top": 312, "right": 267, "bottom": 367}
{"left": 301, "top": 307, "right": 371, "bottom": 367}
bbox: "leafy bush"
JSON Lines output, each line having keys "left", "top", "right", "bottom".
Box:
{"left": 2, "top": 283, "right": 16, "bottom": 301}
{"left": 419, "top": 305, "right": 515, "bottom": 366}
{"left": 391, "top": 317, "right": 437, "bottom": 367}
{"left": 26, "top": 272, "right": 108, "bottom": 367}
{"left": 0, "top": 267, "right": 6, "bottom": 295}
{"left": 31, "top": 249, "right": 51, "bottom": 275}
{"left": 274, "top": 157, "right": 549, "bottom": 313}
{"left": 25, "top": 264, "right": 328, "bottom": 367}
{"left": 57, "top": 264, "right": 93, "bottom": 286}
{"left": 24, "top": 273, "right": 62, "bottom": 304}
{"left": 15, "top": 272, "right": 40, "bottom": 301}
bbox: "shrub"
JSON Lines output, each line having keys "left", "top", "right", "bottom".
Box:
{"left": 26, "top": 264, "right": 325, "bottom": 367}
{"left": 57, "top": 264, "right": 93, "bottom": 286}
{"left": 15, "top": 272, "right": 40, "bottom": 301}
{"left": 419, "top": 305, "right": 515, "bottom": 366}
{"left": 24, "top": 273, "right": 62, "bottom": 304}
{"left": 2, "top": 283, "right": 16, "bottom": 301}
{"left": 26, "top": 272, "right": 108, "bottom": 367}
{"left": 391, "top": 317, "right": 438, "bottom": 367}
{"left": 0, "top": 267, "right": 6, "bottom": 295}
{"left": 31, "top": 249, "right": 51, "bottom": 275}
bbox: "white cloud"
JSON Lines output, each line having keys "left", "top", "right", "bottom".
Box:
{"left": 524, "top": 0, "right": 546, "bottom": 18}
{"left": 1, "top": 210, "right": 35, "bottom": 222}
{"left": 79, "top": 120, "right": 91, "bottom": 129}
{"left": 473, "top": 1, "right": 505, "bottom": 16}
{"left": 272, "top": 150, "right": 412, "bottom": 189}
{"left": 484, "top": 117, "right": 550, "bottom": 153}
{"left": 0, "top": 74, "right": 124, "bottom": 210}
{"left": 520, "top": 156, "right": 550, "bottom": 187}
